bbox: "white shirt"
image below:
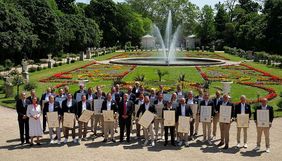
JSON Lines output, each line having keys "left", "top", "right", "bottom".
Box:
{"left": 107, "top": 101, "right": 112, "bottom": 110}
{"left": 82, "top": 101, "right": 87, "bottom": 111}
{"left": 181, "top": 104, "right": 186, "bottom": 116}
{"left": 205, "top": 100, "right": 209, "bottom": 106}
{"left": 138, "top": 100, "right": 144, "bottom": 105}
{"left": 88, "top": 94, "right": 93, "bottom": 101}
{"left": 222, "top": 101, "right": 228, "bottom": 106}
{"left": 48, "top": 102, "right": 54, "bottom": 112}
{"left": 67, "top": 100, "right": 72, "bottom": 107}
{"left": 112, "top": 93, "right": 116, "bottom": 101}
{"left": 45, "top": 93, "right": 51, "bottom": 101}
{"left": 241, "top": 103, "right": 245, "bottom": 114}
{"left": 198, "top": 96, "right": 203, "bottom": 101}
{"left": 262, "top": 105, "right": 267, "bottom": 110}
{"left": 158, "top": 100, "right": 163, "bottom": 105}
{"left": 187, "top": 98, "right": 194, "bottom": 105}
{"left": 145, "top": 103, "right": 150, "bottom": 110}
{"left": 177, "top": 91, "right": 183, "bottom": 96}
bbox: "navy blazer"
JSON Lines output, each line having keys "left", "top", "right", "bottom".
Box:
{"left": 62, "top": 99, "right": 77, "bottom": 116}
{"left": 137, "top": 103, "right": 156, "bottom": 117}
{"left": 76, "top": 101, "right": 91, "bottom": 117}
{"left": 212, "top": 97, "right": 223, "bottom": 112}
{"left": 43, "top": 101, "right": 62, "bottom": 117}
{"left": 235, "top": 103, "right": 252, "bottom": 118}
{"left": 118, "top": 100, "right": 134, "bottom": 118}
{"left": 176, "top": 104, "right": 193, "bottom": 122}
{"left": 254, "top": 105, "right": 274, "bottom": 123}
{"left": 16, "top": 99, "right": 31, "bottom": 120}
{"left": 101, "top": 100, "right": 117, "bottom": 113}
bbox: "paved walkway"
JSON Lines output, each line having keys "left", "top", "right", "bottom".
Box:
{"left": 0, "top": 106, "right": 281, "bottom": 161}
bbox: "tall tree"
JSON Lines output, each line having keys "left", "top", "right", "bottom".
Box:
{"left": 55, "top": 0, "right": 77, "bottom": 14}
{"left": 215, "top": 2, "right": 229, "bottom": 40}
{"left": 197, "top": 5, "right": 216, "bottom": 46}
{"left": 264, "top": 0, "right": 282, "bottom": 54}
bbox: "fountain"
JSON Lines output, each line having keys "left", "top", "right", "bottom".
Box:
{"left": 110, "top": 11, "right": 226, "bottom": 66}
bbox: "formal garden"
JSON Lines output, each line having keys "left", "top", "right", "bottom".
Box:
{"left": 0, "top": 50, "right": 281, "bottom": 117}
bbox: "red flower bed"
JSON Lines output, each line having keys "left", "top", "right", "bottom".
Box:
{"left": 195, "top": 66, "right": 209, "bottom": 81}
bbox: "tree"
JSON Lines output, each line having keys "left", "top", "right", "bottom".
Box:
{"left": 55, "top": 0, "right": 77, "bottom": 14}
{"left": 15, "top": 0, "right": 61, "bottom": 59}
{"left": 197, "top": 5, "right": 216, "bottom": 46}
{"left": 215, "top": 2, "right": 229, "bottom": 48}
{"left": 0, "top": 0, "right": 37, "bottom": 64}
{"left": 157, "top": 69, "right": 168, "bottom": 82}
{"left": 264, "top": 0, "right": 282, "bottom": 55}
{"left": 59, "top": 14, "right": 101, "bottom": 53}
{"left": 127, "top": 0, "right": 199, "bottom": 36}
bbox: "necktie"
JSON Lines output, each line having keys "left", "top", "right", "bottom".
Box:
{"left": 123, "top": 102, "right": 127, "bottom": 116}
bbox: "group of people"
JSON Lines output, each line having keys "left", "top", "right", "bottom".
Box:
{"left": 16, "top": 82, "right": 274, "bottom": 153}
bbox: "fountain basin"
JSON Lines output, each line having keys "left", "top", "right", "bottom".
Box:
{"left": 109, "top": 57, "right": 225, "bottom": 66}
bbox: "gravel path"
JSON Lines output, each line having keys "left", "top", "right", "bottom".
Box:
{"left": 0, "top": 106, "right": 281, "bottom": 161}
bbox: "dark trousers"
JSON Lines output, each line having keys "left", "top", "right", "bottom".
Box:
{"left": 120, "top": 117, "right": 131, "bottom": 141}
{"left": 165, "top": 126, "right": 175, "bottom": 144}
{"left": 18, "top": 118, "right": 29, "bottom": 143}
{"left": 43, "top": 116, "right": 47, "bottom": 132}
{"left": 190, "top": 119, "right": 194, "bottom": 136}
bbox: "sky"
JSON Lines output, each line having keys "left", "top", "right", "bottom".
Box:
{"left": 75, "top": 0, "right": 225, "bottom": 9}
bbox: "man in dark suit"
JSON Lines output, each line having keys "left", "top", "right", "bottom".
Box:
{"left": 76, "top": 95, "right": 91, "bottom": 141}
{"left": 176, "top": 98, "right": 193, "bottom": 147}
{"left": 193, "top": 89, "right": 204, "bottom": 136}
{"left": 134, "top": 93, "right": 145, "bottom": 138}
{"left": 163, "top": 101, "right": 176, "bottom": 146}
{"left": 74, "top": 84, "right": 87, "bottom": 102}
{"left": 137, "top": 96, "right": 156, "bottom": 146}
{"left": 217, "top": 94, "right": 234, "bottom": 149}
{"left": 40, "top": 87, "right": 56, "bottom": 132}
{"left": 43, "top": 95, "right": 62, "bottom": 144}
{"left": 235, "top": 95, "right": 251, "bottom": 148}
{"left": 199, "top": 92, "right": 214, "bottom": 145}
{"left": 62, "top": 94, "right": 77, "bottom": 143}
{"left": 254, "top": 98, "right": 274, "bottom": 153}
{"left": 16, "top": 92, "right": 31, "bottom": 145}
{"left": 127, "top": 86, "right": 136, "bottom": 102}
{"left": 26, "top": 89, "right": 38, "bottom": 104}
{"left": 212, "top": 90, "right": 222, "bottom": 139}
{"left": 118, "top": 94, "right": 134, "bottom": 142}
{"left": 101, "top": 93, "right": 118, "bottom": 142}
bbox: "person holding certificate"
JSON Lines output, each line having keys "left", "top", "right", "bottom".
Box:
{"left": 254, "top": 98, "right": 274, "bottom": 153}
{"left": 176, "top": 98, "right": 192, "bottom": 147}
{"left": 118, "top": 94, "right": 134, "bottom": 143}
{"left": 137, "top": 96, "right": 156, "bottom": 146}
{"left": 194, "top": 89, "right": 204, "bottom": 136}
{"left": 40, "top": 87, "right": 55, "bottom": 132}
{"left": 76, "top": 95, "right": 91, "bottom": 141}
{"left": 101, "top": 93, "right": 117, "bottom": 142}
{"left": 186, "top": 91, "right": 199, "bottom": 140}
{"left": 212, "top": 90, "right": 222, "bottom": 139}
{"left": 43, "top": 95, "right": 62, "bottom": 144}
{"left": 62, "top": 94, "right": 77, "bottom": 143}
{"left": 26, "top": 97, "right": 43, "bottom": 146}
{"left": 93, "top": 90, "right": 105, "bottom": 136}
{"left": 153, "top": 93, "right": 167, "bottom": 140}
{"left": 16, "top": 92, "right": 31, "bottom": 145}
{"left": 235, "top": 95, "right": 251, "bottom": 148}
{"left": 134, "top": 94, "right": 145, "bottom": 139}
{"left": 217, "top": 94, "right": 234, "bottom": 149}
{"left": 74, "top": 84, "right": 87, "bottom": 102}
{"left": 163, "top": 101, "right": 176, "bottom": 146}
{"left": 86, "top": 87, "right": 96, "bottom": 132}
{"left": 199, "top": 92, "right": 214, "bottom": 145}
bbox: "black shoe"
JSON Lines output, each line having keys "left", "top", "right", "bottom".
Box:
{"left": 171, "top": 143, "right": 176, "bottom": 146}
{"left": 126, "top": 139, "right": 130, "bottom": 143}
{"left": 111, "top": 139, "right": 116, "bottom": 143}
{"left": 26, "top": 141, "right": 30, "bottom": 144}
{"left": 217, "top": 142, "right": 224, "bottom": 147}
{"left": 54, "top": 136, "right": 58, "bottom": 140}
{"left": 164, "top": 142, "right": 168, "bottom": 146}
{"left": 37, "top": 143, "right": 41, "bottom": 145}
{"left": 120, "top": 140, "right": 124, "bottom": 143}
{"left": 193, "top": 133, "right": 197, "bottom": 136}
{"left": 223, "top": 145, "right": 229, "bottom": 149}
{"left": 115, "top": 130, "right": 118, "bottom": 133}
{"left": 102, "top": 139, "right": 107, "bottom": 142}
{"left": 30, "top": 143, "right": 34, "bottom": 147}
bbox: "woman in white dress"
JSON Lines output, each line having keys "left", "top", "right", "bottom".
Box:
{"left": 26, "top": 97, "right": 43, "bottom": 146}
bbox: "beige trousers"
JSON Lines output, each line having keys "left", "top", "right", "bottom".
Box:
{"left": 144, "top": 124, "right": 154, "bottom": 141}
{"left": 104, "top": 121, "right": 114, "bottom": 140}
{"left": 212, "top": 113, "right": 219, "bottom": 136}
{"left": 257, "top": 127, "right": 270, "bottom": 148}
{"left": 237, "top": 127, "right": 248, "bottom": 144}
{"left": 220, "top": 122, "right": 231, "bottom": 145}
{"left": 202, "top": 122, "right": 211, "bottom": 140}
